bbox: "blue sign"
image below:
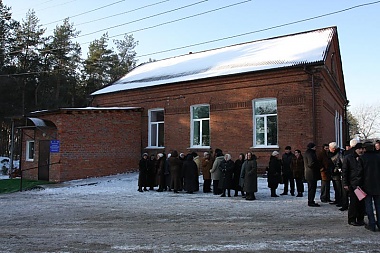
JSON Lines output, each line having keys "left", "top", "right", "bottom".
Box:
{"left": 50, "top": 140, "right": 60, "bottom": 153}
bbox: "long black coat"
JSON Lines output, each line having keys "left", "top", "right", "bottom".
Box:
{"left": 218, "top": 159, "right": 234, "bottom": 190}
{"left": 267, "top": 156, "right": 282, "bottom": 189}
{"left": 361, "top": 150, "right": 380, "bottom": 195}
{"left": 304, "top": 148, "right": 320, "bottom": 181}
{"left": 282, "top": 152, "right": 294, "bottom": 177}
{"left": 182, "top": 156, "right": 198, "bottom": 192}
{"left": 138, "top": 157, "right": 150, "bottom": 187}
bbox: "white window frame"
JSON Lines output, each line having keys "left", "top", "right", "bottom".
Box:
{"left": 148, "top": 108, "right": 165, "bottom": 148}
{"left": 26, "top": 140, "right": 35, "bottom": 161}
{"left": 335, "top": 111, "right": 343, "bottom": 148}
{"left": 253, "top": 98, "right": 279, "bottom": 148}
{"left": 190, "top": 104, "right": 210, "bottom": 148}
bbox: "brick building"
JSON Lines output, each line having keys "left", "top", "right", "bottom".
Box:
{"left": 21, "top": 26, "right": 348, "bottom": 182}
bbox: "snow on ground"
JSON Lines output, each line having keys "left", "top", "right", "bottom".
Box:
{"left": 2, "top": 173, "right": 379, "bottom": 253}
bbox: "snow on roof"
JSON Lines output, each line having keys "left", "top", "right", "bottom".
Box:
{"left": 30, "top": 107, "right": 141, "bottom": 115}
{"left": 92, "top": 27, "right": 335, "bottom": 96}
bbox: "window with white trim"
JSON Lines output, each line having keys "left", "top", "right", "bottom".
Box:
{"left": 148, "top": 109, "right": 164, "bottom": 147}
{"left": 191, "top": 105, "right": 210, "bottom": 147}
{"left": 26, "top": 140, "right": 35, "bottom": 161}
{"left": 253, "top": 98, "right": 278, "bottom": 147}
{"left": 335, "top": 111, "right": 343, "bottom": 148}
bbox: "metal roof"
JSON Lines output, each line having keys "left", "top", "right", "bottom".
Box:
{"left": 92, "top": 27, "right": 335, "bottom": 96}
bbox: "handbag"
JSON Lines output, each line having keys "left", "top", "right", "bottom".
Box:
{"left": 354, "top": 186, "right": 367, "bottom": 201}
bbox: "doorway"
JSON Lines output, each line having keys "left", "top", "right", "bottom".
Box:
{"left": 38, "top": 140, "right": 50, "bottom": 181}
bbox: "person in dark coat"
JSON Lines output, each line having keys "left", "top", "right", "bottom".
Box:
{"left": 342, "top": 143, "right": 365, "bottom": 226}
{"left": 328, "top": 142, "right": 343, "bottom": 207}
{"left": 147, "top": 154, "right": 157, "bottom": 190}
{"left": 164, "top": 153, "right": 172, "bottom": 191}
{"left": 267, "top": 151, "right": 282, "bottom": 197}
{"left": 281, "top": 146, "right": 295, "bottom": 196}
{"left": 304, "top": 142, "right": 320, "bottom": 207}
{"left": 182, "top": 154, "right": 198, "bottom": 194}
{"left": 218, "top": 154, "right": 235, "bottom": 197}
{"left": 155, "top": 153, "right": 166, "bottom": 192}
{"left": 317, "top": 144, "right": 332, "bottom": 202}
{"left": 291, "top": 149, "right": 305, "bottom": 197}
{"left": 233, "top": 153, "right": 245, "bottom": 197}
{"left": 361, "top": 142, "right": 380, "bottom": 232}
{"left": 243, "top": 152, "right": 258, "bottom": 200}
{"left": 168, "top": 150, "right": 183, "bottom": 193}
{"left": 138, "top": 153, "right": 150, "bottom": 192}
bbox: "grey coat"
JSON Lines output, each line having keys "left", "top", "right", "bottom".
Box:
{"left": 243, "top": 159, "right": 258, "bottom": 193}
{"left": 210, "top": 156, "right": 224, "bottom": 181}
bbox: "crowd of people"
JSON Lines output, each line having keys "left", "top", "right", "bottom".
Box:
{"left": 137, "top": 140, "right": 380, "bottom": 232}
{"left": 299, "top": 139, "right": 380, "bottom": 232}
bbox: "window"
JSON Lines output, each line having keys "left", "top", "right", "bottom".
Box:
{"left": 253, "top": 98, "right": 278, "bottom": 147}
{"left": 191, "top": 105, "right": 210, "bottom": 147}
{"left": 335, "top": 111, "right": 343, "bottom": 148}
{"left": 148, "top": 109, "right": 164, "bottom": 147}
{"left": 26, "top": 140, "right": 35, "bottom": 161}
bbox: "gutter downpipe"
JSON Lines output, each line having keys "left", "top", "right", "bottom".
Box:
{"left": 304, "top": 66, "right": 317, "bottom": 144}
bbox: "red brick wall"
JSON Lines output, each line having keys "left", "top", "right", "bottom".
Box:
{"left": 92, "top": 67, "right": 346, "bottom": 171}
{"left": 21, "top": 109, "right": 142, "bottom": 182}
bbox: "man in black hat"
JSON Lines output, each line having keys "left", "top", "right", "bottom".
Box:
{"left": 342, "top": 143, "right": 365, "bottom": 226}
{"left": 304, "top": 143, "right": 320, "bottom": 207}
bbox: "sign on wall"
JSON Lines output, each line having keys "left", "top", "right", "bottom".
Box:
{"left": 50, "top": 140, "right": 60, "bottom": 153}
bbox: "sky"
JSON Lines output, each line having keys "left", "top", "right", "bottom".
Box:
{"left": 4, "top": 0, "right": 380, "bottom": 109}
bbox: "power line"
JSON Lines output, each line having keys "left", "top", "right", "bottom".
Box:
{"left": 42, "top": 0, "right": 127, "bottom": 26}
{"left": 74, "top": 0, "right": 171, "bottom": 27}
{"left": 77, "top": 0, "right": 209, "bottom": 38}
{"left": 2, "top": 0, "right": 380, "bottom": 77}
{"left": 136, "top": 0, "right": 380, "bottom": 58}
{"left": 104, "top": 0, "right": 251, "bottom": 41}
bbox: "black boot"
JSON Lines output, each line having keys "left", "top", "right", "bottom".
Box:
{"left": 271, "top": 188, "right": 279, "bottom": 197}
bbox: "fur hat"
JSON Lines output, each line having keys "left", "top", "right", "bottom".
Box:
{"left": 272, "top": 151, "right": 280, "bottom": 156}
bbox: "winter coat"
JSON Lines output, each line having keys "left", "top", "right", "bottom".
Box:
{"left": 138, "top": 157, "right": 150, "bottom": 187}
{"left": 182, "top": 155, "right": 198, "bottom": 192}
{"left": 148, "top": 157, "right": 157, "bottom": 187}
{"left": 218, "top": 159, "right": 235, "bottom": 190}
{"left": 291, "top": 155, "right": 304, "bottom": 179}
{"left": 317, "top": 150, "right": 331, "bottom": 181}
{"left": 169, "top": 156, "right": 183, "bottom": 191}
{"left": 201, "top": 157, "right": 212, "bottom": 180}
{"left": 243, "top": 158, "right": 258, "bottom": 193}
{"left": 233, "top": 158, "right": 244, "bottom": 190}
{"left": 210, "top": 156, "right": 224, "bottom": 181}
{"left": 361, "top": 150, "right": 380, "bottom": 195}
{"left": 155, "top": 156, "right": 166, "bottom": 188}
{"left": 342, "top": 152, "right": 363, "bottom": 190}
{"left": 329, "top": 150, "right": 343, "bottom": 181}
{"left": 193, "top": 156, "right": 201, "bottom": 175}
{"left": 304, "top": 148, "right": 320, "bottom": 181}
{"left": 282, "top": 152, "right": 294, "bottom": 177}
{"left": 267, "top": 156, "right": 282, "bottom": 189}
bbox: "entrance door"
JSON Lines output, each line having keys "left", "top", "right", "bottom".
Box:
{"left": 38, "top": 140, "right": 50, "bottom": 181}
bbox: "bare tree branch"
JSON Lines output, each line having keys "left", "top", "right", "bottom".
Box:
{"left": 351, "top": 104, "right": 380, "bottom": 140}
